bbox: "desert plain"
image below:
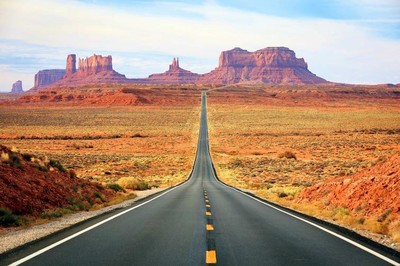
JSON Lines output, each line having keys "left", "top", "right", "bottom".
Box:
{"left": 1, "top": 83, "right": 400, "bottom": 249}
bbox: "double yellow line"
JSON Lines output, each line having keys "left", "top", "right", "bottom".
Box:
{"left": 204, "top": 189, "right": 217, "bottom": 264}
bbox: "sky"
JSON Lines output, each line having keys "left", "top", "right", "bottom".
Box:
{"left": 0, "top": 0, "right": 399, "bottom": 91}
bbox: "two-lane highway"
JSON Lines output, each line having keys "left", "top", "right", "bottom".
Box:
{"left": 1, "top": 92, "right": 399, "bottom": 265}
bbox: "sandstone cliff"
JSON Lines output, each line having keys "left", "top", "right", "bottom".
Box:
{"left": 11, "top": 80, "right": 23, "bottom": 93}
{"left": 34, "top": 69, "right": 66, "bottom": 88}
{"left": 54, "top": 54, "right": 128, "bottom": 86}
{"left": 199, "top": 47, "right": 327, "bottom": 85}
{"left": 148, "top": 58, "right": 200, "bottom": 84}
{"left": 77, "top": 54, "right": 113, "bottom": 76}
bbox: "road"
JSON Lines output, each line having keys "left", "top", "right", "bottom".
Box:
{"left": 2, "top": 91, "right": 400, "bottom": 265}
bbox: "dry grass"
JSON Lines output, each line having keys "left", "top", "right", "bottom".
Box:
{"left": 0, "top": 105, "right": 200, "bottom": 189}
{"left": 207, "top": 99, "right": 400, "bottom": 244}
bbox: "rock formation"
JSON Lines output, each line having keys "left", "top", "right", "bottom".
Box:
{"left": 77, "top": 54, "right": 113, "bottom": 76}
{"left": 52, "top": 54, "right": 128, "bottom": 86}
{"left": 65, "top": 54, "right": 76, "bottom": 77}
{"left": 11, "top": 80, "right": 23, "bottom": 93}
{"left": 34, "top": 69, "right": 66, "bottom": 88}
{"left": 148, "top": 58, "right": 200, "bottom": 84}
{"left": 199, "top": 47, "right": 327, "bottom": 84}
{"left": 31, "top": 47, "right": 329, "bottom": 88}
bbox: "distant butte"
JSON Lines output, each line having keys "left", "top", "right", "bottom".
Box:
{"left": 29, "top": 46, "right": 329, "bottom": 89}
{"left": 54, "top": 54, "right": 129, "bottom": 86}
{"left": 199, "top": 47, "right": 327, "bottom": 85}
{"left": 148, "top": 58, "right": 200, "bottom": 84}
{"left": 11, "top": 80, "right": 24, "bottom": 93}
{"left": 34, "top": 69, "right": 66, "bottom": 88}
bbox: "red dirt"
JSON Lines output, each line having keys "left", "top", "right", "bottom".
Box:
{"left": 298, "top": 153, "right": 400, "bottom": 218}
{"left": 3, "top": 86, "right": 202, "bottom": 107}
{"left": 0, "top": 145, "right": 115, "bottom": 216}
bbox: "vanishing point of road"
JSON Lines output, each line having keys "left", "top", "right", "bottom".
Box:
{"left": 1, "top": 91, "right": 400, "bottom": 265}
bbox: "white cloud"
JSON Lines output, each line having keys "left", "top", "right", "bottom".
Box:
{"left": 0, "top": 0, "right": 399, "bottom": 91}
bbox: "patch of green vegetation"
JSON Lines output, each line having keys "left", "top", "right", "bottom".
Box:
{"left": 22, "top": 153, "right": 34, "bottom": 161}
{"left": 107, "top": 183, "right": 126, "bottom": 192}
{"left": 94, "top": 192, "right": 106, "bottom": 202}
{"left": 0, "top": 207, "right": 21, "bottom": 227}
{"left": 378, "top": 209, "right": 392, "bottom": 222}
{"left": 49, "top": 159, "right": 66, "bottom": 172}
{"left": 67, "top": 198, "right": 88, "bottom": 211}
{"left": 34, "top": 163, "right": 48, "bottom": 172}
{"left": 40, "top": 210, "right": 65, "bottom": 219}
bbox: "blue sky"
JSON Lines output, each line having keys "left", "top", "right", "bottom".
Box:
{"left": 0, "top": 0, "right": 399, "bottom": 91}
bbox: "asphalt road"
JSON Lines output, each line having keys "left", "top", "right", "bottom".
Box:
{"left": 2, "top": 91, "right": 399, "bottom": 265}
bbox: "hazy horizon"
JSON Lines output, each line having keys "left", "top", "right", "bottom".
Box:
{"left": 0, "top": 0, "right": 399, "bottom": 91}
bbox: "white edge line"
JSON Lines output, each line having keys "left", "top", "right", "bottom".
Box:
{"left": 9, "top": 184, "right": 184, "bottom": 266}
{"left": 204, "top": 92, "right": 398, "bottom": 265}
{"left": 217, "top": 180, "right": 400, "bottom": 266}
{"left": 9, "top": 96, "right": 206, "bottom": 266}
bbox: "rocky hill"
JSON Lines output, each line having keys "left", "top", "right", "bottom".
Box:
{"left": 298, "top": 153, "right": 400, "bottom": 219}
{"left": 199, "top": 47, "right": 327, "bottom": 84}
{"left": 0, "top": 145, "right": 116, "bottom": 220}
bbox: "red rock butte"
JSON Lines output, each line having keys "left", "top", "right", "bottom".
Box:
{"left": 11, "top": 80, "right": 24, "bottom": 93}
{"left": 148, "top": 57, "right": 200, "bottom": 84}
{"left": 30, "top": 46, "right": 329, "bottom": 89}
{"left": 199, "top": 47, "right": 327, "bottom": 84}
{"left": 55, "top": 54, "right": 128, "bottom": 86}
{"left": 35, "top": 70, "right": 66, "bottom": 88}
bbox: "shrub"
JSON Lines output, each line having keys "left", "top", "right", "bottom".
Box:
{"left": 0, "top": 208, "right": 21, "bottom": 227}
{"left": 378, "top": 209, "right": 392, "bottom": 222}
{"left": 0, "top": 152, "right": 10, "bottom": 162}
{"left": 49, "top": 159, "right": 66, "bottom": 172}
{"left": 35, "top": 163, "right": 48, "bottom": 172}
{"left": 40, "top": 210, "right": 64, "bottom": 219}
{"left": 131, "top": 133, "right": 146, "bottom": 138}
{"left": 67, "top": 199, "right": 87, "bottom": 211}
{"left": 94, "top": 192, "right": 106, "bottom": 202}
{"left": 0, "top": 151, "right": 22, "bottom": 168}
{"left": 277, "top": 192, "right": 288, "bottom": 198}
{"left": 108, "top": 183, "right": 126, "bottom": 192}
{"left": 69, "top": 170, "right": 77, "bottom": 179}
{"left": 22, "top": 153, "right": 34, "bottom": 161}
{"left": 278, "top": 151, "right": 297, "bottom": 160}
{"left": 118, "top": 177, "right": 150, "bottom": 190}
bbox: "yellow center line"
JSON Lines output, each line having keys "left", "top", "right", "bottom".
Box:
{"left": 205, "top": 199, "right": 209, "bottom": 203}
{"left": 206, "top": 204, "right": 211, "bottom": 208}
{"left": 206, "top": 224, "right": 214, "bottom": 231}
{"left": 206, "top": 250, "right": 217, "bottom": 264}
{"left": 206, "top": 211, "right": 212, "bottom": 216}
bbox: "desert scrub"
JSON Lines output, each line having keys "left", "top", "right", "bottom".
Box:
{"left": 0, "top": 208, "right": 21, "bottom": 227}
{"left": 278, "top": 151, "right": 297, "bottom": 160}
{"left": 107, "top": 183, "right": 126, "bottom": 192}
{"left": 49, "top": 159, "right": 66, "bottom": 172}
{"left": 0, "top": 151, "right": 10, "bottom": 162}
{"left": 1, "top": 152, "right": 23, "bottom": 169}
{"left": 118, "top": 177, "right": 150, "bottom": 190}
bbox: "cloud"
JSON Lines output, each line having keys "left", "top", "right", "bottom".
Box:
{"left": 0, "top": 0, "right": 399, "bottom": 91}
